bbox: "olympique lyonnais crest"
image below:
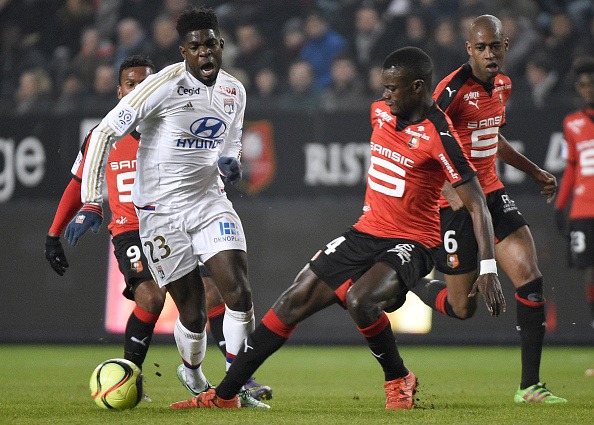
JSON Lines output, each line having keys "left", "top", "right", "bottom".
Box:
{"left": 224, "top": 98, "right": 234, "bottom": 114}
{"left": 408, "top": 135, "right": 419, "bottom": 149}
{"left": 447, "top": 254, "right": 459, "bottom": 268}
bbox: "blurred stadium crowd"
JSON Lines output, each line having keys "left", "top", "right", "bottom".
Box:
{"left": 1, "top": 0, "right": 593, "bottom": 116}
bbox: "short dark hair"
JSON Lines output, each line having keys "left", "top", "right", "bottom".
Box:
{"left": 572, "top": 56, "right": 594, "bottom": 79}
{"left": 383, "top": 47, "right": 433, "bottom": 87}
{"left": 176, "top": 7, "right": 220, "bottom": 40}
{"left": 118, "top": 55, "right": 155, "bottom": 84}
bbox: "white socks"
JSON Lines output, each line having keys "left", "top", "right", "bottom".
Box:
{"left": 174, "top": 318, "right": 209, "bottom": 391}
{"left": 223, "top": 305, "right": 255, "bottom": 370}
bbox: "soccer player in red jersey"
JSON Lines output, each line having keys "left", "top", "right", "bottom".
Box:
{"left": 45, "top": 55, "right": 165, "bottom": 370}
{"left": 169, "top": 46, "right": 504, "bottom": 410}
{"left": 44, "top": 54, "right": 272, "bottom": 402}
{"left": 554, "top": 56, "right": 594, "bottom": 335}
{"left": 412, "top": 15, "right": 565, "bottom": 403}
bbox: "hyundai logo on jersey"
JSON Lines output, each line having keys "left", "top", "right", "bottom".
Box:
{"left": 190, "top": 117, "right": 227, "bottom": 139}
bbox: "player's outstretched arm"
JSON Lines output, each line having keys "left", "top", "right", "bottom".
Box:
{"left": 496, "top": 133, "right": 557, "bottom": 203}
{"left": 454, "top": 177, "right": 506, "bottom": 316}
{"left": 64, "top": 204, "right": 103, "bottom": 246}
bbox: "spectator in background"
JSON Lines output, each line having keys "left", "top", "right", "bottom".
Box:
{"left": 81, "top": 64, "right": 118, "bottom": 115}
{"left": 500, "top": 13, "right": 540, "bottom": 81}
{"left": 274, "top": 18, "right": 306, "bottom": 75}
{"left": 249, "top": 67, "right": 279, "bottom": 110}
{"left": 149, "top": 15, "right": 181, "bottom": 70}
{"left": 112, "top": 18, "right": 153, "bottom": 70}
{"left": 350, "top": 5, "right": 395, "bottom": 74}
{"left": 428, "top": 18, "right": 467, "bottom": 81}
{"left": 398, "top": 14, "right": 430, "bottom": 52}
{"left": 278, "top": 60, "right": 320, "bottom": 111}
{"left": 300, "top": 10, "right": 348, "bottom": 90}
{"left": 54, "top": 72, "right": 85, "bottom": 115}
{"left": 13, "top": 68, "right": 54, "bottom": 115}
{"left": 364, "top": 62, "right": 384, "bottom": 103}
{"left": 49, "top": 0, "right": 95, "bottom": 57}
{"left": 233, "top": 23, "right": 274, "bottom": 90}
{"left": 70, "top": 27, "right": 114, "bottom": 87}
{"left": 0, "top": 23, "right": 46, "bottom": 105}
{"left": 522, "top": 53, "right": 563, "bottom": 109}
{"left": 542, "top": 12, "right": 581, "bottom": 82}
{"left": 320, "top": 53, "right": 367, "bottom": 111}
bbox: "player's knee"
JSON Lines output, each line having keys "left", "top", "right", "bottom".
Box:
{"left": 223, "top": 283, "right": 252, "bottom": 311}
{"left": 345, "top": 290, "right": 380, "bottom": 323}
{"left": 516, "top": 277, "right": 544, "bottom": 304}
{"left": 143, "top": 290, "right": 166, "bottom": 314}
{"left": 178, "top": 307, "right": 208, "bottom": 333}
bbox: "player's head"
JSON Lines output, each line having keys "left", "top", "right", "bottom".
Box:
{"left": 117, "top": 55, "right": 155, "bottom": 99}
{"left": 177, "top": 7, "right": 224, "bottom": 86}
{"left": 466, "top": 15, "right": 508, "bottom": 84}
{"left": 572, "top": 56, "right": 594, "bottom": 109}
{"left": 381, "top": 47, "right": 433, "bottom": 118}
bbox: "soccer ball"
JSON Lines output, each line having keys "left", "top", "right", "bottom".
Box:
{"left": 89, "top": 358, "right": 143, "bottom": 409}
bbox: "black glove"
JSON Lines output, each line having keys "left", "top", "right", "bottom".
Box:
{"left": 217, "top": 156, "right": 242, "bottom": 184}
{"left": 45, "top": 235, "right": 69, "bottom": 276}
{"left": 554, "top": 208, "right": 566, "bottom": 236}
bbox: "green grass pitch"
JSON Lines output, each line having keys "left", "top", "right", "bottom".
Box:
{"left": 0, "top": 344, "right": 592, "bottom": 425}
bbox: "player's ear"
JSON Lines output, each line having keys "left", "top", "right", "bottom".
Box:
{"left": 220, "top": 38, "right": 225, "bottom": 50}
{"left": 117, "top": 85, "right": 123, "bottom": 100}
{"left": 179, "top": 45, "right": 186, "bottom": 60}
{"left": 504, "top": 37, "right": 509, "bottom": 52}
{"left": 465, "top": 40, "right": 472, "bottom": 55}
{"left": 413, "top": 79, "right": 425, "bottom": 93}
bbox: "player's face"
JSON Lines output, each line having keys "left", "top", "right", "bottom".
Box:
{"left": 575, "top": 72, "right": 594, "bottom": 109}
{"left": 381, "top": 67, "right": 419, "bottom": 118}
{"left": 180, "top": 29, "right": 224, "bottom": 86}
{"left": 117, "top": 66, "right": 153, "bottom": 99}
{"left": 466, "top": 26, "right": 508, "bottom": 84}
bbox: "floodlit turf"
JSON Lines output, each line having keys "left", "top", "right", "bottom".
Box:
{"left": 0, "top": 344, "right": 591, "bottom": 425}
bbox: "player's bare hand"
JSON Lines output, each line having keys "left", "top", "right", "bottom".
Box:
{"left": 468, "top": 274, "right": 506, "bottom": 317}
{"left": 532, "top": 168, "right": 557, "bottom": 203}
{"left": 441, "top": 182, "right": 465, "bottom": 211}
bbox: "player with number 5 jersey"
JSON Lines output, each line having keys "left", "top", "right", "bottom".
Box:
{"left": 411, "top": 15, "right": 565, "bottom": 404}
{"left": 169, "top": 47, "right": 504, "bottom": 411}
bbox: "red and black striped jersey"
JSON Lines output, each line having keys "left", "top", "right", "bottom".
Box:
{"left": 353, "top": 101, "right": 477, "bottom": 248}
{"left": 556, "top": 109, "right": 594, "bottom": 219}
{"left": 433, "top": 63, "right": 511, "bottom": 206}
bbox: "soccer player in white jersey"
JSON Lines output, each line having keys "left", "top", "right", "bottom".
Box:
{"left": 64, "top": 7, "right": 268, "bottom": 408}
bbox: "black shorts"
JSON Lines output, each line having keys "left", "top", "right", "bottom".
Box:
{"left": 435, "top": 188, "right": 528, "bottom": 274}
{"left": 569, "top": 218, "right": 594, "bottom": 269}
{"left": 309, "top": 227, "right": 436, "bottom": 306}
{"left": 112, "top": 230, "right": 154, "bottom": 300}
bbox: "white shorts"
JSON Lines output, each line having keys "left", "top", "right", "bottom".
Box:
{"left": 136, "top": 196, "right": 247, "bottom": 287}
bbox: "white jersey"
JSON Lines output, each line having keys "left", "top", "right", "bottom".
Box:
{"left": 80, "top": 62, "right": 245, "bottom": 210}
